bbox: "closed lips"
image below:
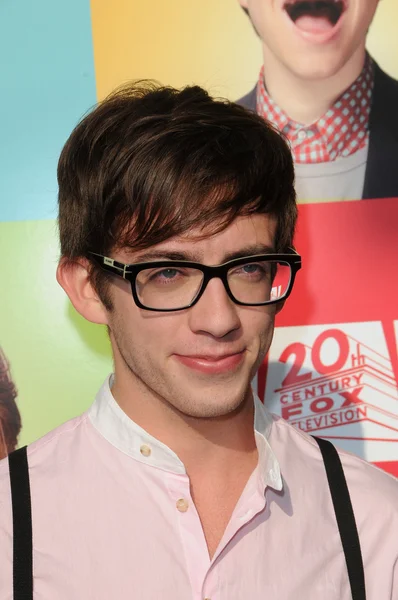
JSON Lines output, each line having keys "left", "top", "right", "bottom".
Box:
{"left": 180, "top": 352, "right": 244, "bottom": 360}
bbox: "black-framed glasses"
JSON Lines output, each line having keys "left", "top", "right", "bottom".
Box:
{"left": 88, "top": 250, "right": 301, "bottom": 312}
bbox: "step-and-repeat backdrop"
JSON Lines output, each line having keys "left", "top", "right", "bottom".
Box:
{"left": 1, "top": 0, "right": 397, "bottom": 474}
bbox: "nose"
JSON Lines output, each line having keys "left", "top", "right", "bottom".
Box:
{"left": 188, "top": 276, "right": 241, "bottom": 338}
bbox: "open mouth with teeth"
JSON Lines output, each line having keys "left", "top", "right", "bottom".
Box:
{"left": 284, "top": 0, "right": 346, "bottom": 32}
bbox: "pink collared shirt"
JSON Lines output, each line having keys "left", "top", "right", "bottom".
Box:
{"left": 1, "top": 376, "right": 397, "bottom": 599}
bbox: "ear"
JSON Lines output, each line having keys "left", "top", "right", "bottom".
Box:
{"left": 238, "top": 0, "right": 249, "bottom": 8}
{"left": 56, "top": 258, "right": 109, "bottom": 325}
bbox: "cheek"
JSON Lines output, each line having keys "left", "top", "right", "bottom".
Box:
{"left": 242, "top": 307, "right": 276, "bottom": 340}
{"left": 247, "top": 1, "right": 274, "bottom": 39}
{"left": 365, "top": 4, "right": 379, "bottom": 30}
{"left": 352, "top": 1, "right": 379, "bottom": 37}
{"left": 366, "top": 0, "right": 380, "bottom": 18}
{"left": 114, "top": 307, "right": 185, "bottom": 355}
{"left": 140, "top": 319, "right": 182, "bottom": 355}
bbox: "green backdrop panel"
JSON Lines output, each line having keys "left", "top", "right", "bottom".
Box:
{"left": 0, "top": 220, "right": 112, "bottom": 446}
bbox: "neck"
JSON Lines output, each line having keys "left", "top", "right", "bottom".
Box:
{"left": 111, "top": 365, "right": 258, "bottom": 478}
{"left": 262, "top": 45, "right": 367, "bottom": 125}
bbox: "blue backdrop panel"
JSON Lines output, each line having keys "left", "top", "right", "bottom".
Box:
{"left": 0, "top": 0, "right": 97, "bottom": 221}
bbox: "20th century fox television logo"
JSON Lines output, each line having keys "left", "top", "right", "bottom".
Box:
{"left": 261, "top": 322, "right": 398, "bottom": 463}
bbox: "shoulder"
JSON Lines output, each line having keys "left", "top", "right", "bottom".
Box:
{"left": 0, "top": 412, "right": 88, "bottom": 489}
{"left": 0, "top": 413, "right": 89, "bottom": 530}
{"left": 269, "top": 414, "right": 398, "bottom": 577}
{"left": 236, "top": 85, "right": 257, "bottom": 111}
{"left": 371, "top": 61, "right": 398, "bottom": 126}
{"left": 269, "top": 414, "right": 398, "bottom": 511}
{"left": 0, "top": 413, "right": 89, "bottom": 594}
{"left": 373, "top": 61, "right": 398, "bottom": 95}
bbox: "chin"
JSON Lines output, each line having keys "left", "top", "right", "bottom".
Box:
{"left": 182, "top": 401, "right": 245, "bottom": 419}
{"left": 174, "top": 386, "right": 249, "bottom": 419}
{"left": 283, "top": 50, "right": 349, "bottom": 81}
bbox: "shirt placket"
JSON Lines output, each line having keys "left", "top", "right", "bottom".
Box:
{"left": 202, "top": 479, "right": 268, "bottom": 600}
{"left": 166, "top": 472, "right": 211, "bottom": 600}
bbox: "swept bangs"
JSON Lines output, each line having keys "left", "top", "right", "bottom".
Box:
{"left": 57, "top": 82, "right": 296, "bottom": 305}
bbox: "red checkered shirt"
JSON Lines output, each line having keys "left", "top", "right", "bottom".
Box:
{"left": 256, "top": 55, "right": 374, "bottom": 164}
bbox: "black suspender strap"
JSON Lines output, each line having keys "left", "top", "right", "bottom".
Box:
{"left": 8, "top": 446, "right": 33, "bottom": 600}
{"left": 312, "top": 436, "right": 366, "bottom": 600}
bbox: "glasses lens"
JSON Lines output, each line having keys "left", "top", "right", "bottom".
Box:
{"left": 136, "top": 266, "right": 204, "bottom": 309}
{"left": 227, "top": 260, "right": 292, "bottom": 304}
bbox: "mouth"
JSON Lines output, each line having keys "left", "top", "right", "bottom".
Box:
{"left": 174, "top": 351, "right": 245, "bottom": 375}
{"left": 284, "top": 0, "right": 346, "bottom": 33}
{"left": 184, "top": 352, "right": 243, "bottom": 360}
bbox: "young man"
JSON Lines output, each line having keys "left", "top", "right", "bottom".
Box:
{"left": 238, "top": 0, "right": 398, "bottom": 202}
{"left": 0, "top": 83, "right": 397, "bottom": 599}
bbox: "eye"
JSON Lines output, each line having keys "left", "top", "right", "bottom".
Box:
{"left": 156, "top": 269, "right": 179, "bottom": 279}
{"left": 241, "top": 263, "right": 263, "bottom": 274}
{"left": 149, "top": 268, "right": 183, "bottom": 282}
{"left": 137, "top": 265, "right": 201, "bottom": 291}
{"left": 233, "top": 262, "right": 271, "bottom": 277}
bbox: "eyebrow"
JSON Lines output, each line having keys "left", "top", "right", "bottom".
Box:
{"left": 132, "top": 244, "right": 276, "bottom": 264}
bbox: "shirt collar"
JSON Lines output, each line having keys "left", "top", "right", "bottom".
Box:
{"left": 256, "top": 53, "right": 374, "bottom": 162}
{"left": 88, "top": 375, "right": 282, "bottom": 491}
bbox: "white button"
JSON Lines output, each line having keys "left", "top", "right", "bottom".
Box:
{"left": 298, "top": 130, "right": 307, "bottom": 140}
{"left": 176, "top": 498, "right": 189, "bottom": 512}
{"left": 140, "top": 444, "right": 151, "bottom": 457}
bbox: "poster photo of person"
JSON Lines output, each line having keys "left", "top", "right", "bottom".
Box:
{"left": 0, "top": 347, "right": 21, "bottom": 459}
{"left": 238, "top": 0, "right": 398, "bottom": 202}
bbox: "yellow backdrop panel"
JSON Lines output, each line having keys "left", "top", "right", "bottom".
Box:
{"left": 91, "top": 0, "right": 398, "bottom": 102}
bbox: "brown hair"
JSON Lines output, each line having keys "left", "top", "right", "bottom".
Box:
{"left": 58, "top": 81, "right": 296, "bottom": 306}
{"left": 0, "top": 348, "right": 21, "bottom": 459}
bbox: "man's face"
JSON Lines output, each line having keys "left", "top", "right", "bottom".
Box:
{"left": 239, "top": 0, "right": 380, "bottom": 80}
{"left": 105, "top": 214, "right": 278, "bottom": 419}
